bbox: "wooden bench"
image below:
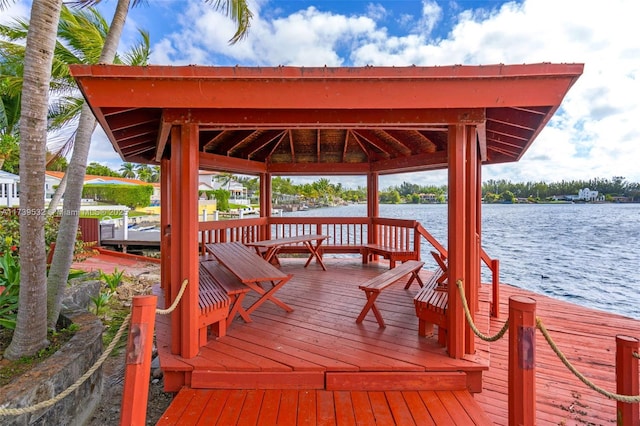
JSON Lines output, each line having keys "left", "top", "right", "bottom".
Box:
{"left": 201, "top": 259, "right": 252, "bottom": 324}
{"left": 356, "top": 260, "right": 425, "bottom": 327}
{"left": 361, "top": 244, "right": 419, "bottom": 269}
{"left": 197, "top": 263, "right": 230, "bottom": 346}
{"left": 414, "top": 252, "right": 449, "bottom": 344}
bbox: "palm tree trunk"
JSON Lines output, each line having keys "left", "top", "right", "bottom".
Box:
{"left": 47, "top": 0, "right": 131, "bottom": 328}
{"left": 46, "top": 170, "right": 67, "bottom": 214}
{"left": 5, "top": 0, "right": 63, "bottom": 360}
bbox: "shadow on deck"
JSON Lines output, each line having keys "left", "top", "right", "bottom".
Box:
{"left": 154, "top": 258, "right": 493, "bottom": 424}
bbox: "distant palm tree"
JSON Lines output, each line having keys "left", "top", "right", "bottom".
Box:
{"left": 135, "top": 163, "right": 151, "bottom": 181}
{"left": 120, "top": 162, "right": 136, "bottom": 178}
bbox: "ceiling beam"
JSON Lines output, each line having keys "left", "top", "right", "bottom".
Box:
{"left": 164, "top": 108, "right": 486, "bottom": 128}
{"left": 199, "top": 151, "right": 266, "bottom": 174}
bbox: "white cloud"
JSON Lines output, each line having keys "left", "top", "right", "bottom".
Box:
{"left": 96, "top": 0, "right": 640, "bottom": 185}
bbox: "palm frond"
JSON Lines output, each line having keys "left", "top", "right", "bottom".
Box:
{"left": 121, "top": 29, "right": 150, "bottom": 66}
{"left": 208, "top": 0, "right": 253, "bottom": 44}
{"left": 47, "top": 96, "right": 84, "bottom": 131}
{"left": 46, "top": 128, "right": 78, "bottom": 166}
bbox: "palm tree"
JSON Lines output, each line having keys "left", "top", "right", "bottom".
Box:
{"left": 3, "top": 0, "right": 64, "bottom": 360}
{"left": 46, "top": 0, "right": 253, "bottom": 328}
{"left": 120, "top": 161, "right": 136, "bottom": 178}
{"left": 135, "top": 163, "right": 152, "bottom": 181}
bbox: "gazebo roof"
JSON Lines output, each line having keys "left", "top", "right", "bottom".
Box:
{"left": 70, "top": 63, "right": 583, "bottom": 175}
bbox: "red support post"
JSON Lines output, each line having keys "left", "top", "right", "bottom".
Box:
{"left": 447, "top": 124, "right": 466, "bottom": 358}
{"left": 616, "top": 335, "right": 639, "bottom": 424}
{"left": 120, "top": 295, "right": 158, "bottom": 426}
{"left": 491, "top": 259, "right": 500, "bottom": 318}
{"left": 509, "top": 296, "right": 536, "bottom": 425}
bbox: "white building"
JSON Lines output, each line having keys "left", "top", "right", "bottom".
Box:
{"left": 578, "top": 188, "right": 599, "bottom": 201}
{"left": 198, "top": 171, "right": 249, "bottom": 205}
{"left": 0, "top": 170, "right": 19, "bottom": 206}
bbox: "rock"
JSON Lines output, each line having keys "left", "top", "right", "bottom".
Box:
{"left": 62, "top": 279, "right": 102, "bottom": 311}
{"left": 151, "top": 356, "right": 160, "bottom": 368}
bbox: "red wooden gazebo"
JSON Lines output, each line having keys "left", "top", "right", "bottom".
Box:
{"left": 71, "top": 63, "right": 583, "bottom": 364}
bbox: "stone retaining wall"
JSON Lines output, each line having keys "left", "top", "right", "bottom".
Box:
{"left": 0, "top": 309, "right": 104, "bottom": 425}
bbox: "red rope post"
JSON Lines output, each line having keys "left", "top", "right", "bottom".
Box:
{"left": 509, "top": 296, "right": 536, "bottom": 425}
{"left": 120, "top": 295, "right": 158, "bottom": 426}
{"left": 616, "top": 335, "right": 639, "bottom": 425}
{"left": 491, "top": 259, "right": 500, "bottom": 318}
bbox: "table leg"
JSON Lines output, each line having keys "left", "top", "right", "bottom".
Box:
{"left": 303, "top": 241, "right": 327, "bottom": 270}
{"left": 245, "top": 277, "right": 293, "bottom": 314}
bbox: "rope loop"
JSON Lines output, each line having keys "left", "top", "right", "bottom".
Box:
{"left": 455, "top": 279, "right": 509, "bottom": 342}
{"left": 156, "top": 279, "right": 188, "bottom": 315}
{"left": 536, "top": 317, "right": 640, "bottom": 404}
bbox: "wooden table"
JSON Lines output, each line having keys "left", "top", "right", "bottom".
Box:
{"left": 205, "top": 242, "right": 294, "bottom": 317}
{"left": 246, "top": 234, "right": 328, "bottom": 270}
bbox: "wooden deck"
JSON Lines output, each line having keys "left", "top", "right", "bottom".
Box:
{"left": 476, "top": 283, "right": 640, "bottom": 425}
{"left": 155, "top": 258, "right": 492, "bottom": 424}
{"left": 156, "top": 388, "right": 493, "bottom": 425}
{"left": 155, "top": 257, "right": 640, "bottom": 424}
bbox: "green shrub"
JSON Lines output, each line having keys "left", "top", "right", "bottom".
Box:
{"left": 82, "top": 184, "right": 153, "bottom": 209}
{"left": 0, "top": 252, "right": 20, "bottom": 329}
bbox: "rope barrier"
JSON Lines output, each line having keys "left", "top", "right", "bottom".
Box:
{"left": 536, "top": 317, "right": 640, "bottom": 403}
{"left": 455, "top": 279, "right": 509, "bottom": 342}
{"left": 455, "top": 278, "right": 640, "bottom": 404}
{"left": 0, "top": 279, "right": 189, "bottom": 417}
{"left": 156, "top": 279, "right": 188, "bottom": 315}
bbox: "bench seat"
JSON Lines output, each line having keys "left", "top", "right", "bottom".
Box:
{"left": 414, "top": 268, "right": 448, "bottom": 345}
{"left": 201, "top": 259, "right": 252, "bottom": 324}
{"left": 197, "top": 263, "right": 230, "bottom": 346}
{"left": 361, "top": 244, "right": 419, "bottom": 268}
{"left": 356, "top": 260, "right": 424, "bottom": 327}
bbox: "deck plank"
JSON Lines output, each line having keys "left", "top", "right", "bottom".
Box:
{"left": 235, "top": 389, "right": 264, "bottom": 426}
{"left": 385, "top": 391, "right": 417, "bottom": 425}
{"left": 333, "top": 391, "right": 356, "bottom": 426}
{"left": 316, "top": 390, "right": 337, "bottom": 426}
{"left": 255, "top": 389, "right": 281, "bottom": 425}
{"left": 297, "top": 390, "right": 318, "bottom": 426}
{"left": 194, "top": 389, "right": 229, "bottom": 426}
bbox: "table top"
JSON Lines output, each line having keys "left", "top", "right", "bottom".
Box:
{"left": 245, "top": 234, "right": 327, "bottom": 248}
{"left": 205, "top": 242, "right": 290, "bottom": 283}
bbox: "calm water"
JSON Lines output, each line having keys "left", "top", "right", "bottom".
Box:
{"left": 285, "top": 203, "right": 640, "bottom": 319}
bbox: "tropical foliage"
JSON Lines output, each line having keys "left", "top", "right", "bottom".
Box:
{"left": 82, "top": 183, "right": 153, "bottom": 209}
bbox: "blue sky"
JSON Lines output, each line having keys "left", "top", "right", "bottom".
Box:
{"left": 4, "top": 0, "right": 639, "bottom": 189}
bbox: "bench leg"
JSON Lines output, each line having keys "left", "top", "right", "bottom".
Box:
{"left": 356, "top": 291, "right": 385, "bottom": 327}
{"left": 228, "top": 293, "right": 252, "bottom": 323}
{"left": 418, "top": 319, "right": 434, "bottom": 337}
{"left": 403, "top": 270, "right": 424, "bottom": 289}
{"left": 211, "top": 318, "right": 227, "bottom": 338}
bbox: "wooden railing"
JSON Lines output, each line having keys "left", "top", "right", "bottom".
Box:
{"left": 198, "top": 216, "right": 499, "bottom": 316}
{"left": 268, "top": 216, "right": 368, "bottom": 254}
{"left": 198, "top": 217, "right": 267, "bottom": 254}
{"left": 415, "top": 224, "right": 500, "bottom": 318}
